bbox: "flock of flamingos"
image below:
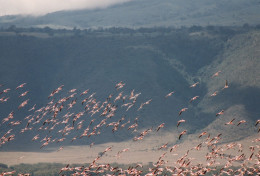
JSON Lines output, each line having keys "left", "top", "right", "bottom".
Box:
{"left": 0, "top": 70, "right": 259, "bottom": 176}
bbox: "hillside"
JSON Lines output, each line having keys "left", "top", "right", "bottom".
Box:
{"left": 0, "top": 26, "right": 259, "bottom": 153}
{"left": 197, "top": 29, "right": 260, "bottom": 119}
{"left": 0, "top": 0, "right": 259, "bottom": 29}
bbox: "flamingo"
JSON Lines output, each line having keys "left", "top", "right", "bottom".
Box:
{"left": 189, "top": 96, "right": 199, "bottom": 103}
{"left": 216, "top": 110, "right": 224, "bottom": 116}
{"left": 165, "top": 91, "right": 175, "bottom": 98}
{"left": 179, "top": 130, "right": 187, "bottom": 140}
{"left": 237, "top": 120, "right": 246, "bottom": 126}
{"left": 59, "top": 164, "right": 70, "bottom": 174}
{"left": 170, "top": 144, "right": 179, "bottom": 152}
{"left": 115, "top": 81, "right": 125, "bottom": 90}
{"left": 222, "top": 80, "right": 229, "bottom": 90}
{"left": 16, "top": 83, "right": 26, "bottom": 89}
{"left": 190, "top": 82, "right": 199, "bottom": 88}
{"left": 211, "top": 71, "right": 221, "bottom": 78}
{"left": 158, "top": 143, "right": 168, "bottom": 150}
{"left": 0, "top": 88, "right": 11, "bottom": 95}
{"left": 80, "top": 89, "right": 89, "bottom": 96}
{"left": 69, "top": 89, "right": 77, "bottom": 93}
{"left": 129, "top": 89, "right": 135, "bottom": 99}
{"left": 225, "top": 118, "right": 235, "bottom": 125}
{"left": 177, "top": 120, "right": 185, "bottom": 127}
{"left": 19, "top": 91, "right": 29, "bottom": 98}
{"left": 18, "top": 99, "right": 29, "bottom": 109}
{"left": 156, "top": 123, "right": 165, "bottom": 132}
{"left": 32, "top": 134, "right": 39, "bottom": 141}
{"left": 57, "top": 146, "right": 64, "bottom": 152}
{"left": 179, "top": 108, "right": 188, "bottom": 116}
{"left": 28, "top": 104, "right": 36, "bottom": 111}
{"left": 210, "top": 91, "right": 218, "bottom": 97}
{"left": 199, "top": 131, "right": 207, "bottom": 138}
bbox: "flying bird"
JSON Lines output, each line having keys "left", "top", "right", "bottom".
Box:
{"left": 179, "top": 130, "right": 187, "bottom": 140}
{"left": 216, "top": 110, "right": 224, "bottom": 116}
{"left": 237, "top": 120, "right": 246, "bottom": 126}
{"left": 16, "top": 83, "right": 26, "bottom": 90}
{"left": 199, "top": 131, "right": 207, "bottom": 138}
{"left": 32, "top": 134, "right": 39, "bottom": 141}
{"left": 158, "top": 143, "right": 168, "bottom": 150}
{"left": 156, "top": 123, "right": 165, "bottom": 132}
{"left": 177, "top": 120, "right": 185, "bottom": 127}
{"left": 115, "top": 81, "right": 125, "bottom": 90}
{"left": 59, "top": 164, "right": 70, "bottom": 174}
{"left": 189, "top": 96, "right": 199, "bottom": 103}
{"left": 222, "top": 80, "right": 229, "bottom": 90}
{"left": 0, "top": 88, "right": 11, "bottom": 95}
{"left": 210, "top": 91, "right": 218, "bottom": 97}
{"left": 179, "top": 108, "right": 188, "bottom": 116}
{"left": 18, "top": 99, "right": 29, "bottom": 109}
{"left": 190, "top": 82, "right": 199, "bottom": 88}
{"left": 170, "top": 144, "right": 179, "bottom": 152}
{"left": 19, "top": 91, "right": 29, "bottom": 98}
{"left": 80, "top": 89, "right": 89, "bottom": 96}
{"left": 165, "top": 91, "right": 175, "bottom": 98}
{"left": 28, "top": 104, "right": 36, "bottom": 112}
{"left": 211, "top": 71, "right": 221, "bottom": 78}
{"left": 57, "top": 146, "right": 64, "bottom": 152}
{"left": 69, "top": 89, "right": 77, "bottom": 93}
{"left": 225, "top": 118, "right": 235, "bottom": 125}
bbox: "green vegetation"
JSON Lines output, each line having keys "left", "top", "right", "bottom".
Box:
{"left": 0, "top": 25, "right": 259, "bottom": 150}
{"left": 0, "top": 0, "right": 259, "bottom": 28}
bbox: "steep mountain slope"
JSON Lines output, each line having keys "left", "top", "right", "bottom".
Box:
{"left": 189, "top": 29, "right": 260, "bottom": 145}
{"left": 197, "top": 30, "right": 260, "bottom": 116}
{"left": 0, "top": 0, "right": 259, "bottom": 28}
{"left": 0, "top": 26, "right": 259, "bottom": 152}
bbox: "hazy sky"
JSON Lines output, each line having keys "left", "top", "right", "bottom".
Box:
{"left": 0, "top": 0, "right": 131, "bottom": 16}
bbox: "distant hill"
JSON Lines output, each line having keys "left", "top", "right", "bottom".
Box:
{"left": 0, "top": 0, "right": 260, "bottom": 29}
{"left": 0, "top": 26, "right": 259, "bottom": 151}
